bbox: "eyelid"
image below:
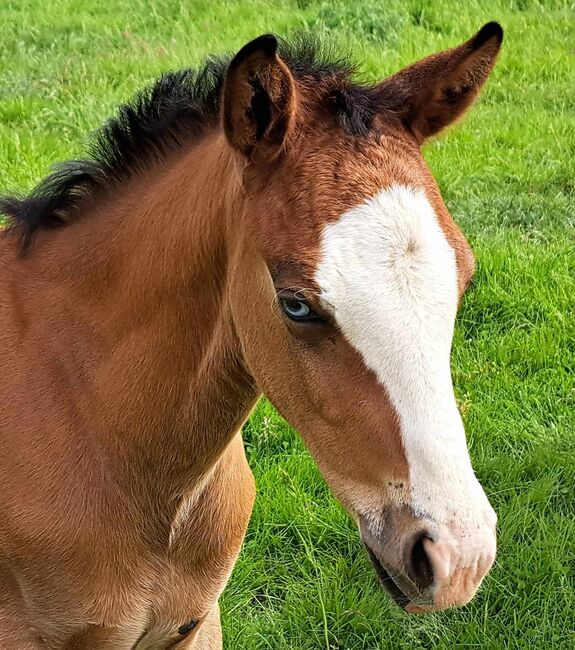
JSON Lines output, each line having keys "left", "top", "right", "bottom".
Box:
{"left": 275, "top": 286, "right": 316, "bottom": 301}
{"left": 276, "top": 291, "right": 331, "bottom": 327}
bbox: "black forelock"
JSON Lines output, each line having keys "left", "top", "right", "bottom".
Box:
{"left": 0, "top": 36, "right": 379, "bottom": 251}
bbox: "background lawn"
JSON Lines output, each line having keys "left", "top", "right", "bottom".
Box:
{"left": 1, "top": 1, "right": 573, "bottom": 648}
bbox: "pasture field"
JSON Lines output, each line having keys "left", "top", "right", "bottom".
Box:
{"left": 0, "top": 0, "right": 573, "bottom": 648}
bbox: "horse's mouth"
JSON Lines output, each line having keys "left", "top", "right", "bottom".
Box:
{"left": 363, "top": 543, "right": 413, "bottom": 610}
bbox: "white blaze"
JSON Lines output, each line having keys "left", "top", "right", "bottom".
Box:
{"left": 314, "top": 185, "right": 493, "bottom": 526}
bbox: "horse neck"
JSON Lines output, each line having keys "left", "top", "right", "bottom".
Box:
{"left": 17, "top": 133, "right": 260, "bottom": 522}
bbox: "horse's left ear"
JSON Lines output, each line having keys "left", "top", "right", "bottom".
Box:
{"left": 223, "top": 34, "right": 296, "bottom": 163}
{"left": 378, "top": 22, "right": 503, "bottom": 143}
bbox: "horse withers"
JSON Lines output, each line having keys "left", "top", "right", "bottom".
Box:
{"left": 0, "top": 23, "right": 503, "bottom": 649}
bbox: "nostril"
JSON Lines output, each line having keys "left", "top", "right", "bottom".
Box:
{"left": 407, "top": 534, "right": 434, "bottom": 591}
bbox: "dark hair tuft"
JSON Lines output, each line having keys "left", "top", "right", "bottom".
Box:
{"left": 1, "top": 37, "right": 377, "bottom": 251}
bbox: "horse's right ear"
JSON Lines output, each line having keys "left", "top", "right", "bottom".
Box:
{"left": 223, "top": 35, "right": 296, "bottom": 163}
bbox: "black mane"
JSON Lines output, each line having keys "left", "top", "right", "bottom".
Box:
{"left": 0, "top": 38, "right": 376, "bottom": 251}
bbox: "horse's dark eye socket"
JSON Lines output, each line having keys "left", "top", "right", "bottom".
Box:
{"left": 280, "top": 298, "right": 319, "bottom": 322}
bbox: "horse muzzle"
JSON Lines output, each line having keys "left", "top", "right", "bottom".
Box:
{"left": 359, "top": 506, "right": 496, "bottom": 613}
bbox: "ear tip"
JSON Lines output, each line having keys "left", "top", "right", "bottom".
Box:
{"left": 475, "top": 22, "right": 504, "bottom": 47}
{"left": 253, "top": 33, "right": 279, "bottom": 54}
{"left": 234, "top": 34, "right": 279, "bottom": 63}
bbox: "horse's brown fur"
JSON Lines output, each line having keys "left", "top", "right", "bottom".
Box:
{"left": 0, "top": 24, "right": 502, "bottom": 648}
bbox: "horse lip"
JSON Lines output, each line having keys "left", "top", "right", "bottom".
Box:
{"left": 363, "top": 542, "right": 413, "bottom": 610}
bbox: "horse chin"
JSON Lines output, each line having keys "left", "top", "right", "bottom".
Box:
{"left": 363, "top": 543, "right": 413, "bottom": 611}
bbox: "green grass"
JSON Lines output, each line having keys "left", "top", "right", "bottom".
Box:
{"left": 1, "top": 1, "right": 574, "bottom": 648}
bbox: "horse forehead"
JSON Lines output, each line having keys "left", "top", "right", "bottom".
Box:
{"left": 259, "top": 137, "right": 433, "bottom": 268}
{"left": 314, "top": 184, "right": 459, "bottom": 310}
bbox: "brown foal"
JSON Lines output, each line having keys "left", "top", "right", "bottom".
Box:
{"left": 0, "top": 23, "right": 503, "bottom": 649}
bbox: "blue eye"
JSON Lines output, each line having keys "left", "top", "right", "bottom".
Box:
{"left": 280, "top": 298, "right": 319, "bottom": 322}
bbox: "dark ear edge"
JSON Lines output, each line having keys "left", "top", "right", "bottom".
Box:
{"left": 223, "top": 34, "right": 296, "bottom": 162}
{"left": 230, "top": 33, "right": 279, "bottom": 63}
{"left": 377, "top": 22, "right": 504, "bottom": 143}
{"left": 473, "top": 21, "right": 504, "bottom": 49}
